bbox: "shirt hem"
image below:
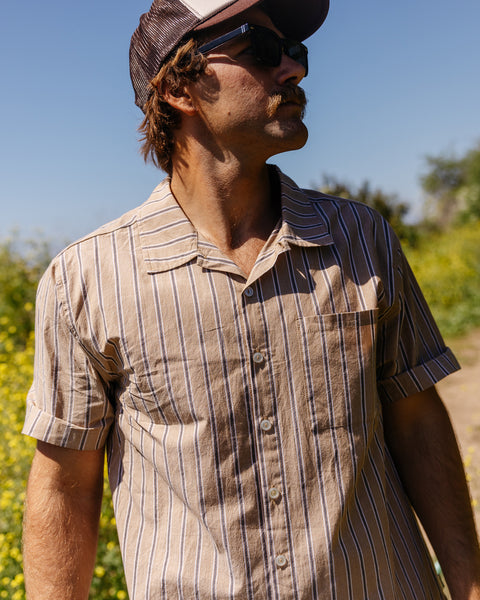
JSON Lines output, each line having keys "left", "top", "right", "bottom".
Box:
{"left": 22, "top": 401, "right": 110, "bottom": 451}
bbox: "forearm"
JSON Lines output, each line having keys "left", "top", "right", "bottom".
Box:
{"left": 399, "top": 420, "right": 480, "bottom": 597}
{"left": 383, "top": 387, "right": 480, "bottom": 600}
{"left": 23, "top": 444, "right": 104, "bottom": 599}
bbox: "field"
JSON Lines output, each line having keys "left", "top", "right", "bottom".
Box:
{"left": 0, "top": 220, "right": 479, "bottom": 598}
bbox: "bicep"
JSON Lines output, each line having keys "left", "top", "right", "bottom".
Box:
{"left": 382, "top": 385, "right": 461, "bottom": 489}
{"left": 382, "top": 385, "right": 451, "bottom": 449}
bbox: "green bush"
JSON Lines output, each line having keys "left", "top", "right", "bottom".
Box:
{"left": 0, "top": 329, "right": 34, "bottom": 599}
{"left": 404, "top": 221, "right": 480, "bottom": 338}
{"left": 0, "top": 238, "right": 50, "bottom": 352}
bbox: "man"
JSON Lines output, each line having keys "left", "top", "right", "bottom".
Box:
{"left": 22, "top": 0, "right": 480, "bottom": 598}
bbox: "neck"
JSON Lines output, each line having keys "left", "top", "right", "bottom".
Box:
{"left": 170, "top": 151, "right": 280, "bottom": 274}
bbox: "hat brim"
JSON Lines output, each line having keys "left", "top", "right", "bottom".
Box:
{"left": 195, "top": 0, "right": 329, "bottom": 42}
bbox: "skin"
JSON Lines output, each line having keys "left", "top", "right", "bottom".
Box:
{"left": 383, "top": 387, "right": 480, "bottom": 600}
{"left": 23, "top": 442, "right": 104, "bottom": 599}
{"left": 166, "top": 7, "right": 308, "bottom": 275}
{"left": 22, "top": 6, "right": 480, "bottom": 598}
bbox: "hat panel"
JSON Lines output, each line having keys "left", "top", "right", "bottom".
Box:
{"left": 182, "top": 0, "right": 241, "bottom": 19}
{"left": 194, "top": 0, "right": 261, "bottom": 29}
{"left": 130, "top": 0, "right": 199, "bottom": 110}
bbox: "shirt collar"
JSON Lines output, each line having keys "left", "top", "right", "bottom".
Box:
{"left": 275, "top": 168, "right": 333, "bottom": 250}
{"left": 137, "top": 179, "right": 200, "bottom": 274}
{"left": 137, "top": 168, "right": 333, "bottom": 275}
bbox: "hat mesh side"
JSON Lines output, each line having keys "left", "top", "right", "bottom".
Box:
{"left": 130, "top": 1, "right": 199, "bottom": 110}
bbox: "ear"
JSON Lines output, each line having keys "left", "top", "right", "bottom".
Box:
{"left": 158, "top": 81, "right": 197, "bottom": 117}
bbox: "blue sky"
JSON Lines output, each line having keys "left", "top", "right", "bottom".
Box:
{"left": 1, "top": 0, "right": 479, "bottom": 247}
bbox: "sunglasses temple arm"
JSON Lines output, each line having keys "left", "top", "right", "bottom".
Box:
{"left": 198, "top": 23, "right": 251, "bottom": 54}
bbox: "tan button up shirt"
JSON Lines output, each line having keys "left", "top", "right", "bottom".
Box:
{"left": 24, "top": 168, "right": 458, "bottom": 599}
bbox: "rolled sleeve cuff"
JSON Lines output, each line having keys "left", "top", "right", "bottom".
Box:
{"left": 22, "top": 401, "right": 112, "bottom": 451}
{"left": 378, "top": 347, "right": 461, "bottom": 403}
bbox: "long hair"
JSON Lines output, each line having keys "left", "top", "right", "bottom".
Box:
{"left": 138, "top": 38, "right": 208, "bottom": 174}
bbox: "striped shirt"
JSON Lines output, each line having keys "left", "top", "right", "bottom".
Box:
{"left": 24, "top": 167, "right": 459, "bottom": 599}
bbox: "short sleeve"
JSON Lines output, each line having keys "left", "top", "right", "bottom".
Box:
{"left": 22, "top": 260, "right": 115, "bottom": 450}
{"left": 376, "top": 231, "right": 460, "bottom": 402}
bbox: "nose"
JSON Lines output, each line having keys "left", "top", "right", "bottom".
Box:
{"left": 276, "top": 52, "right": 306, "bottom": 85}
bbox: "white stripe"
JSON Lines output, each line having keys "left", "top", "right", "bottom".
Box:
{"left": 181, "top": 0, "right": 235, "bottom": 20}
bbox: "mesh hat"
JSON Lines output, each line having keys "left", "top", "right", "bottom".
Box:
{"left": 130, "top": 0, "right": 329, "bottom": 111}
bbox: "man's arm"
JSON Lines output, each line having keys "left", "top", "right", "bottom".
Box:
{"left": 383, "top": 386, "right": 480, "bottom": 600}
{"left": 23, "top": 441, "right": 105, "bottom": 600}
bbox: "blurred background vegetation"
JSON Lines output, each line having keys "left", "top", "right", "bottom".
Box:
{"left": 1, "top": 141, "right": 479, "bottom": 598}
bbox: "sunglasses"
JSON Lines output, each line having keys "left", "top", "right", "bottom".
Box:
{"left": 198, "top": 23, "right": 308, "bottom": 76}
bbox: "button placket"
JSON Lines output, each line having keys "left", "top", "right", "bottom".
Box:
{"left": 239, "top": 279, "right": 291, "bottom": 580}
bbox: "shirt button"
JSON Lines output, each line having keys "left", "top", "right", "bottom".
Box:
{"left": 268, "top": 487, "right": 281, "bottom": 500}
{"left": 275, "top": 554, "right": 288, "bottom": 568}
{"left": 253, "top": 352, "right": 264, "bottom": 364}
{"left": 260, "top": 419, "right": 273, "bottom": 432}
{"left": 244, "top": 286, "right": 254, "bottom": 297}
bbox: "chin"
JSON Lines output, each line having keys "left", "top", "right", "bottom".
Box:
{"left": 271, "top": 121, "right": 309, "bottom": 154}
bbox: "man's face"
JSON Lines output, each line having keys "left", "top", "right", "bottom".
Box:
{"left": 187, "top": 7, "right": 309, "bottom": 163}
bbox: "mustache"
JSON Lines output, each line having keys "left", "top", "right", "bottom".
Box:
{"left": 267, "top": 86, "right": 307, "bottom": 118}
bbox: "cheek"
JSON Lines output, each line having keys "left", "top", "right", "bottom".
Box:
{"left": 221, "top": 88, "right": 268, "bottom": 121}
{"left": 221, "top": 70, "right": 270, "bottom": 105}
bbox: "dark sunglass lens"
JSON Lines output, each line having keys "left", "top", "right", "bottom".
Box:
{"left": 251, "top": 28, "right": 282, "bottom": 67}
{"left": 285, "top": 41, "right": 308, "bottom": 75}
{"left": 249, "top": 26, "right": 308, "bottom": 75}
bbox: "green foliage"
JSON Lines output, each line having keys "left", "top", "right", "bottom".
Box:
{"left": 0, "top": 237, "right": 50, "bottom": 352}
{"left": 0, "top": 330, "right": 35, "bottom": 599}
{"left": 421, "top": 142, "right": 480, "bottom": 227}
{"left": 319, "top": 175, "right": 418, "bottom": 245}
{"left": 404, "top": 221, "right": 480, "bottom": 338}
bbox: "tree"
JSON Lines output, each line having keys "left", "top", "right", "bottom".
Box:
{"left": 420, "top": 142, "right": 480, "bottom": 228}
{"left": 319, "top": 176, "right": 417, "bottom": 245}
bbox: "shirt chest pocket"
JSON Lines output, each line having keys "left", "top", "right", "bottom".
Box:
{"left": 295, "top": 309, "right": 380, "bottom": 433}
